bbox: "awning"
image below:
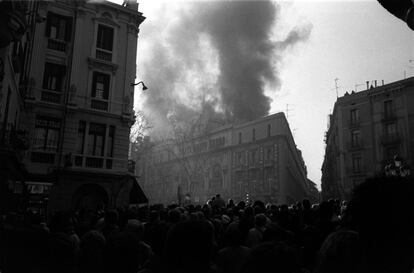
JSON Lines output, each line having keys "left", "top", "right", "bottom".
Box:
{"left": 130, "top": 177, "right": 148, "bottom": 204}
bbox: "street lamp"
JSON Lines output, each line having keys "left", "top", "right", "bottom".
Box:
{"left": 131, "top": 81, "right": 148, "bottom": 90}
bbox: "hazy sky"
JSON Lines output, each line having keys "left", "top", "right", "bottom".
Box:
{"left": 111, "top": 0, "right": 414, "bottom": 188}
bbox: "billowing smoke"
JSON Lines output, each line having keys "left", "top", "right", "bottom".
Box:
{"left": 138, "top": 1, "right": 311, "bottom": 136}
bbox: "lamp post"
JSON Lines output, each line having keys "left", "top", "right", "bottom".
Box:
{"left": 131, "top": 81, "right": 148, "bottom": 90}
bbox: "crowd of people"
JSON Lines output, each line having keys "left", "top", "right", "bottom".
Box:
{"left": 1, "top": 176, "right": 414, "bottom": 273}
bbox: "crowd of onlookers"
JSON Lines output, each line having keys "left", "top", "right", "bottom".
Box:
{"left": 1, "top": 175, "right": 414, "bottom": 273}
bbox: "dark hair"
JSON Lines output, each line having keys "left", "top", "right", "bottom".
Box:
{"left": 347, "top": 176, "right": 414, "bottom": 273}
{"left": 164, "top": 220, "right": 215, "bottom": 273}
{"left": 241, "top": 242, "right": 301, "bottom": 273}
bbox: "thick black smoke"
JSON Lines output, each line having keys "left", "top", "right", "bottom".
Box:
{"left": 138, "top": 1, "right": 311, "bottom": 136}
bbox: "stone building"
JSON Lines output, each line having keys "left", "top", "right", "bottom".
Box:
{"left": 3, "top": 0, "right": 146, "bottom": 212}
{"left": 141, "top": 113, "right": 315, "bottom": 205}
{"left": 321, "top": 77, "right": 414, "bottom": 200}
{"left": 0, "top": 0, "right": 39, "bottom": 211}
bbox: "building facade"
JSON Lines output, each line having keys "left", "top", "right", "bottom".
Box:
{"left": 141, "top": 113, "right": 315, "bottom": 205}
{"left": 1, "top": 0, "right": 146, "bottom": 213}
{"left": 0, "top": 0, "right": 39, "bottom": 212}
{"left": 321, "top": 77, "right": 414, "bottom": 200}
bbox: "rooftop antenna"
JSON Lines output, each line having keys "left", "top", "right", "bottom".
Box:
{"left": 404, "top": 60, "right": 414, "bottom": 79}
{"left": 334, "top": 78, "right": 339, "bottom": 98}
{"left": 286, "top": 104, "right": 295, "bottom": 120}
{"left": 292, "top": 128, "right": 298, "bottom": 138}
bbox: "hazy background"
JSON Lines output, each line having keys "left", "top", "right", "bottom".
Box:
{"left": 110, "top": 0, "right": 414, "bottom": 189}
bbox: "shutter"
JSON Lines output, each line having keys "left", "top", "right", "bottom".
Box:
{"left": 65, "top": 17, "right": 72, "bottom": 42}
{"left": 42, "top": 63, "right": 49, "bottom": 90}
{"left": 107, "top": 27, "right": 114, "bottom": 51}
{"left": 103, "top": 74, "right": 110, "bottom": 99}
{"left": 45, "top": 13, "right": 52, "bottom": 37}
{"left": 92, "top": 72, "right": 97, "bottom": 97}
{"left": 56, "top": 65, "right": 65, "bottom": 91}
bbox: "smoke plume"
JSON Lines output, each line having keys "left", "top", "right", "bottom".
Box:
{"left": 138, "top": 1, "right": 312, "bottom": 136}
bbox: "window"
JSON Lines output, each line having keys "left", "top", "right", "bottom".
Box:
{"left": 92, "top": 72, "right": 110, "bottom": 99}
{"left": 42, "top": 63, "right": 66, "bottom": 92}
{"left": 46, "top": 12, "right": 72, "bottom": 41}
{"left": 238, "top": 132, "right": 242, "bottom": 144}
{"left": 384, "top": 100, "right": 394, "bottom": 119}
{"left": 252, "top": 128, "right": 256, "bottom": 141}
{"left": 87, "top": 123, "right": 106, "bottom": 156}
{"left": 249, "top": 149, "right": 257, "bottom": 166}
{"left": 97, "top": 25, "right": 114, "bottom": 51}
{"left": 264, "top": 146, "right": 273, "bottom": 161}
{"left": 236, "top": 151, "right": 245, "bottom": 166}
{"left": 33, "top": 116, "right": 60, "bottom": 151}
{"left": 352, "top": 154, "right": 362, "bottom": 173}
{"left": 267, "top": 124, "right": 271, "bottom": 137}
{"left": 350, "top": 109, "right": 359, "bottom": 125}
{"left": 385, "top": 123, "right": 397, "bottom": 137}
{"left": 77, "top": 121, "right": 86, "bottom": 154}
{"left": 91, "top": 72, "right": 110, "bottom": 110}
{"left": 107, "top": 125, "right": 115, "bottom": 157}
{"left": 351, "top": 130, "right": 360, "bottom": 147}
{"left": 96, "top": 24, "right": 114, "bottom": 61}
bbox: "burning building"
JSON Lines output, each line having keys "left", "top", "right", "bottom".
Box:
{"left": 139, "top": 112, "right": 315, "bottom": 205}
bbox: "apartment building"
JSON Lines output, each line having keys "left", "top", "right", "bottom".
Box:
{"left": 141, "top": 113, "right": 316, "bottom": 205}
{"left": 321, "top": 77, "right": 414, "bottom": 200}
{"left": 0, "top": 0, "right": 39, "bottom": 211}
{"left": 10, "top": 0, "right": 146, "bottom": 212}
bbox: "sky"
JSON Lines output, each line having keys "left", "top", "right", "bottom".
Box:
{"left": 111, "top": 0, "right": 414, "bottom": 189}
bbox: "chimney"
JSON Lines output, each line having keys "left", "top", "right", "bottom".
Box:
{"left": 366, "top": 81, "right": 369, "bottom": 90}
{"left": 382, "top": 80, "right": 384, "bottom": 85}
{"left": 123, "top": 0, "right": 138, "bottom": 10}
{"left": 375, "top": 80, "right": 377, "bottom": 87}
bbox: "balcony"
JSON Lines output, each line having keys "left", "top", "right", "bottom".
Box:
{"left": 91, "top": 99, "right": 108, "bottom": 111}
{"left": 128, "top": 159, "right": 136, "bottom": 174}
{"left": 381, "top": 134, "right": 401, "bottom": 145}
{"left": 347, "top": 140, "right": 364, "bottom": 151}
{"left": 96, "top": 49, "right": 112, "bottom": 62}
{"left": 25, "top": 87, "right": 62, "bottom": 105}
{"left": 31, "top": 152, "right": 55, "bottom": 164}
{"left": 0, "top": 123, "right": 29, "bottom": 152}
{"left": 264, "top": 159, "right": 275, "bottom": 167}
{"left": 382, "top": 111, "right": 397, "bottom": 122}
{"left": 72, "top": 154, "right": 128, "bottom": 171}
{"left": 248, "top": 161, "right": 261, "bottom": 169}
{"left": 348, "top": 119, "right": 360, "bottom": 128}
{"left": 41, "top": 90, "right": 62, "bottom": 103}
{"left": 346, "top": 167, "right": 365, "bottom": 176}
{"left": 47, "top": 38, "right": 67, "bottom": 52}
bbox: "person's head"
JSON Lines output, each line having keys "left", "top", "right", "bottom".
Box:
{"left": 164, "top": 220, "right": 215, "bottom": 273}
{"left": 168, "top": 208, "right": 182, "bottom": 223}
{"left": 124, "top": 219, "right": 144, "bottom": 240}
{"left": 302, "top": 199, "right": 311, "bottom": 210}
{"left": 255, "top": 214, "right": 267, "bottom": 228}
{"left": 149, "top": 209, "right": 159, "bottom": 223}
{"left": 105, "top": 210, "right": 119, "bottom": 226}
{"left": 225, "top": 222, "right": 244, "bottom": 246}
{"left": 315, "top": 230, "right": 361, "bottom": 273}
{"left": 49, "top": 211, "right": 74, "bottom": 234}
{"left": 241, "top": 242, "right": 301, "bottom": 273}
{"left": 347, "top": 176, "right": 414, "bottom": 273}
